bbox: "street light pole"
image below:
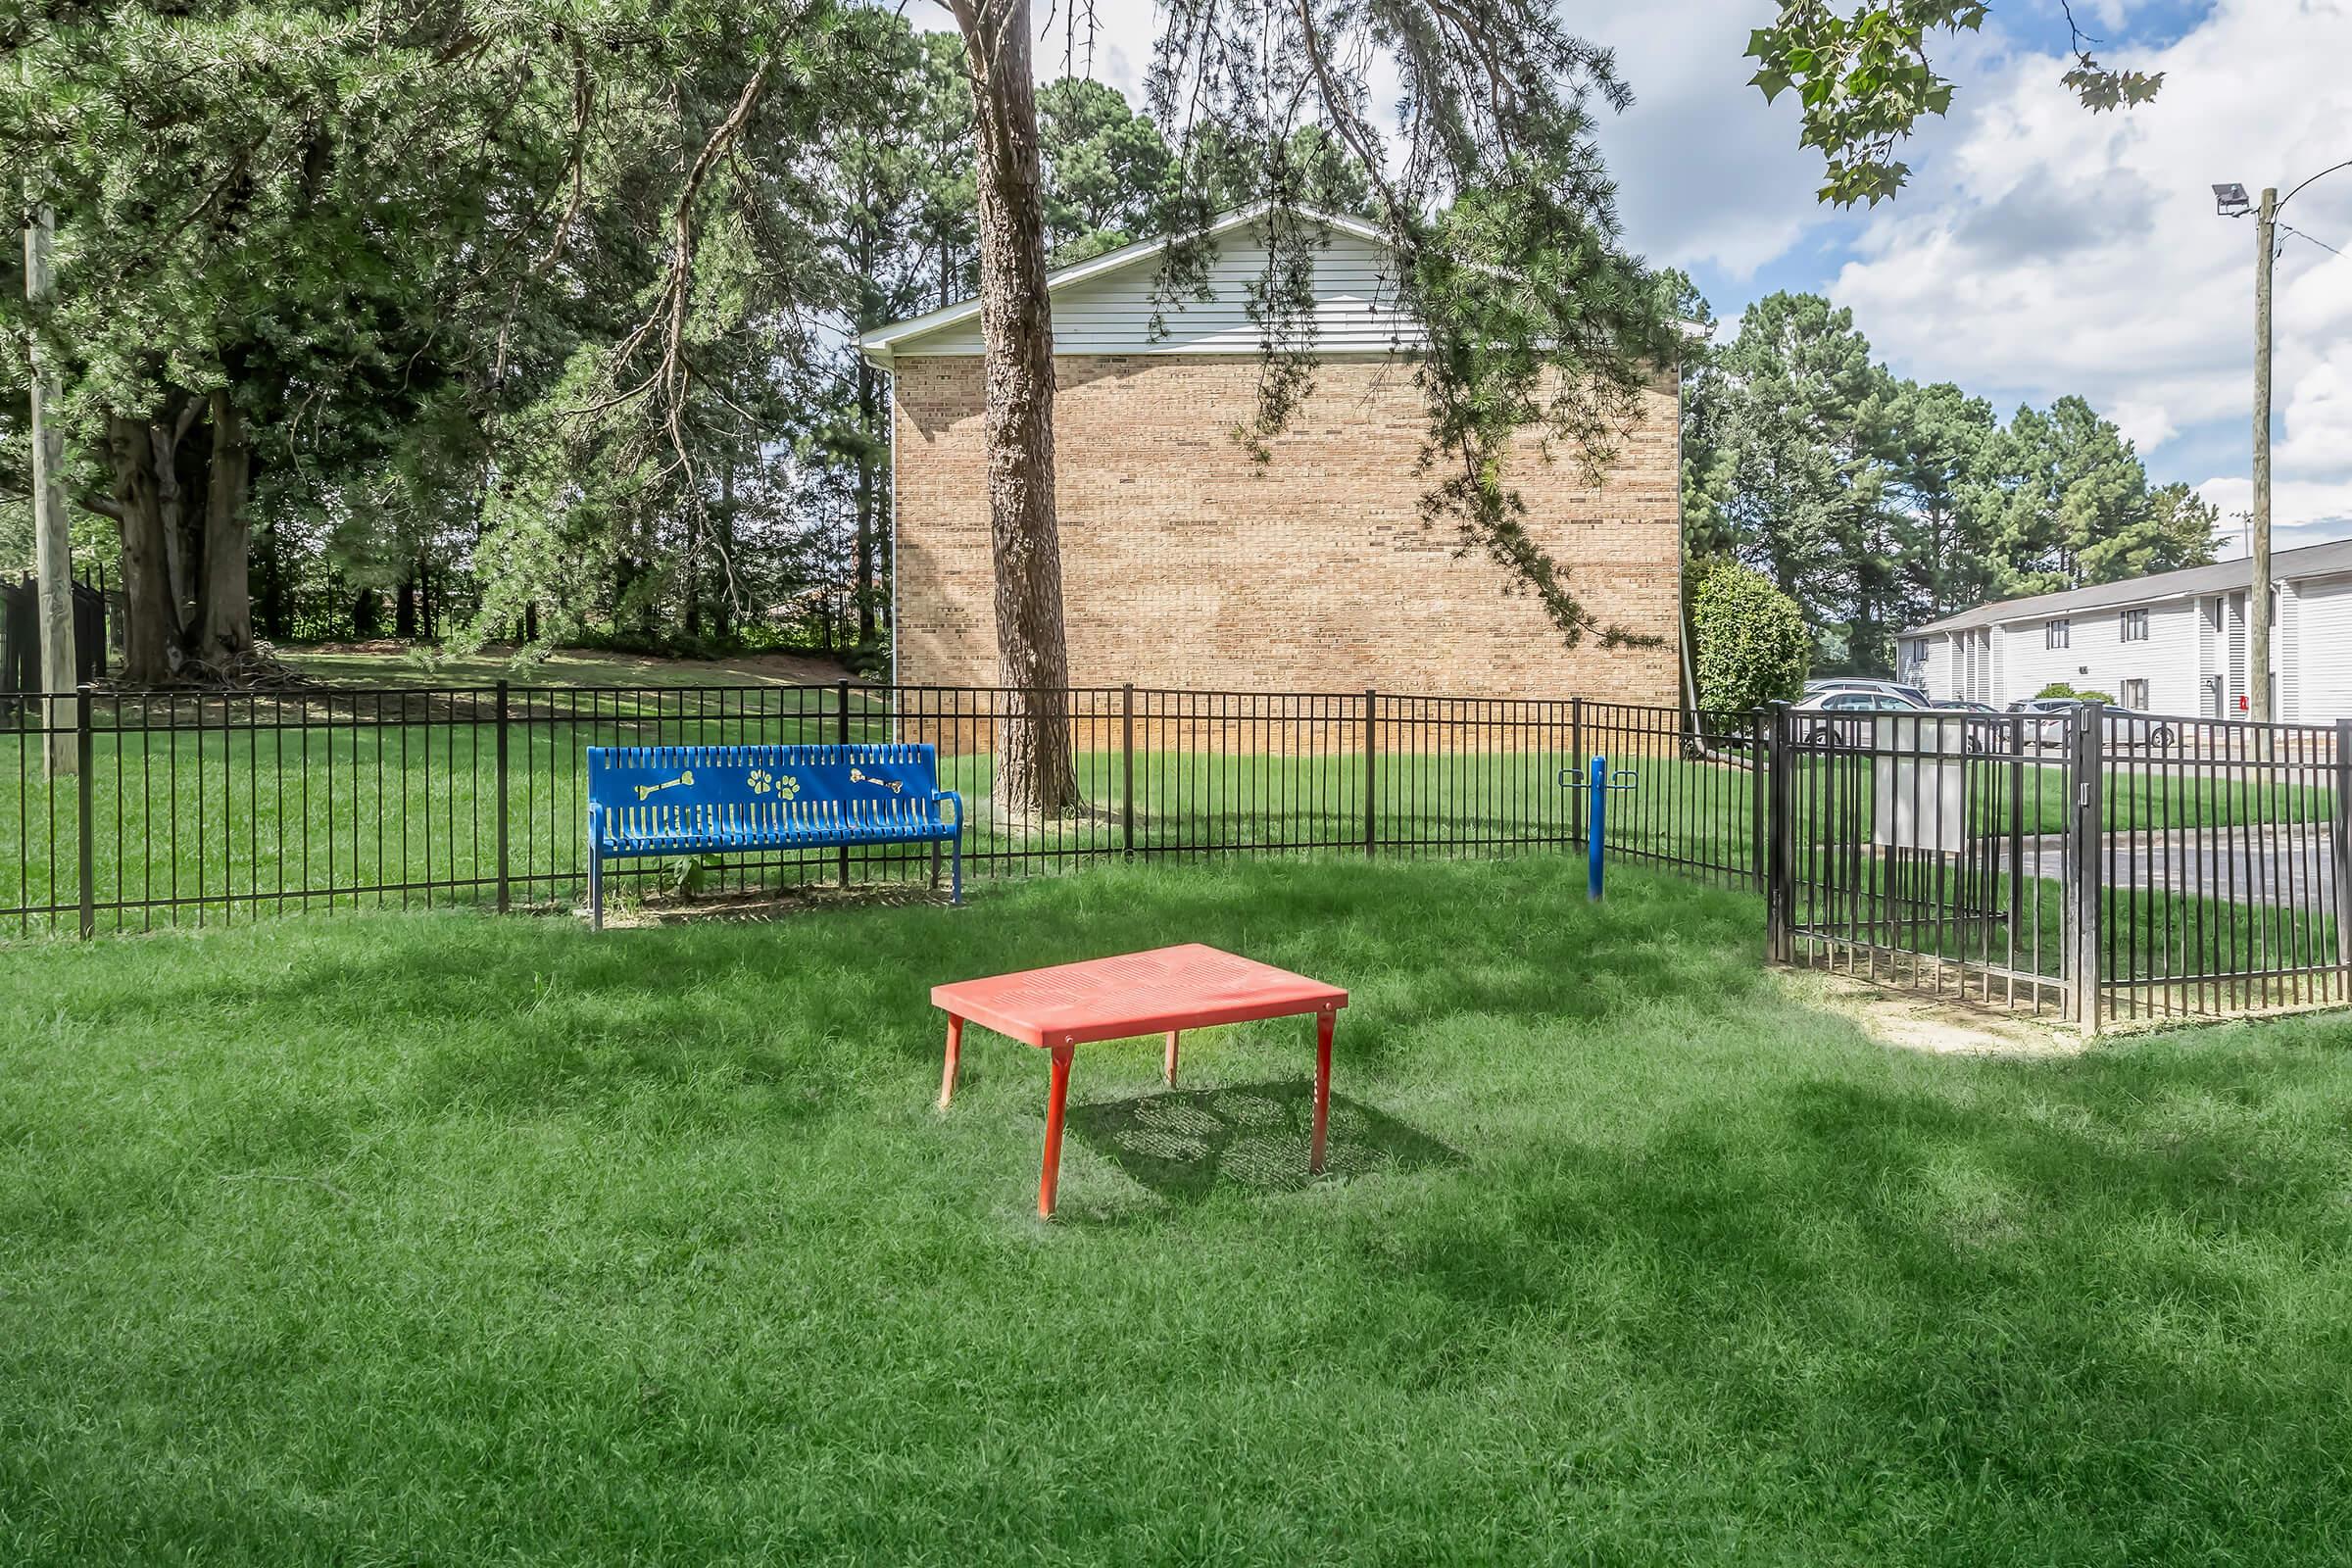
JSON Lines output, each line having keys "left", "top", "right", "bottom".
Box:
{"left": 2218, "top": 162, "right": 2352, "bottom": 723}
{"left": 2251, "top": 185, "right": 2276, "bottom": 723}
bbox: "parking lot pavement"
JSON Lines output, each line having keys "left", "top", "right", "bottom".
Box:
{"left": 2021, "top": 829, "right": 2338, "bottom": 912}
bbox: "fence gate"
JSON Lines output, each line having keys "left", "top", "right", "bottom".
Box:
{"left": 1766, "top": 704, "right": 2070, "bottom": 1020}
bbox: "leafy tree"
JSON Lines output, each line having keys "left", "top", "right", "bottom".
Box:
{"left": 1038, "top": 79, "right": 1174, "bottom": 263}
{"left": 1883, "top": 379, "right": 1998, "bottom": 623}
{"left": 5, "top": 2, "right": 865, "bottom": 677}
{"left": 1745, "top": 2, "right": 2165, "bottom": 206}
{"left": 1687, "top": 292, "right": 1894, "bottom": 663}
{"left": 1691, "top": 559, "right": 1812, "bottom": 712}
{"left": 1983, "top": 396, "right": 2213, "bottom": 595}
{"left": 909, "top": 0, "right": 1681, "bottom": 817}
{"left": 1683, "top": 293, "right": 2210, "bottom": 675}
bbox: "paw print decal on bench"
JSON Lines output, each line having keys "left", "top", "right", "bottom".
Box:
{"left": 747, "top": 768, "right": 800, "bottom": 800}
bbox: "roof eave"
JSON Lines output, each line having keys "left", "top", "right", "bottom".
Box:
{"left": 858, "top": 204, "right": 1390, "bottom": 368}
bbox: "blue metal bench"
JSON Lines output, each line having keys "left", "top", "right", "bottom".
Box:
{"left": 585, "top": 743, "right": 962, "bottom": 928}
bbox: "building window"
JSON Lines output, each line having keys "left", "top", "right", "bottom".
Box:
{"left": 2120, "top": 608, "right": 2149, "bottom": 643}
{"left": 2046, "top": 619, "right": 2070, "bottom": 650}
{"left": 2121, "top": 678, "right": 2148, "bottom": 709}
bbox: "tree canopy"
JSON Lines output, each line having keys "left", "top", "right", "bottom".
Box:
{"left": 1684, "top": 289, "right": 2219, "bottom": 674}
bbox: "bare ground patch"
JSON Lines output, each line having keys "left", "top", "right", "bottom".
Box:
{"left": 1776, "top": 968, "right": 2084, "bottom": 1058}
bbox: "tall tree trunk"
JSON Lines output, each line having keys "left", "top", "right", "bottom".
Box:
{"left": 952, "top": 0, "right": 1078, "bottom": 818}
{"left": 195, "top": 389, "right": 253, "bottom": 666}
{"left": 395, "top": 573, "right": 417, "bottom": 638}
{"left": 106, "top": 415, "right": 175, "bottom": 684}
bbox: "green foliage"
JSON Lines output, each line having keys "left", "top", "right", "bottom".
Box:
{"left": 2034, "top": 681, "right": 2115, "bottom": 705}
{"left": 1986, "top": 397, "right": 2218, "bottom": 597}
{"left": 1692, "top": 560, "right": 1813, "bottom": 713}
{"left": 1039, "top": 79, "right": 1175, "bottom": 263}
{"left": 1685, "top": 291, "right": 1897, "bottom": 666}
{"left": 1684, "top": 290, "right": 2217, "bottom": 678}
{"left": 1746, "top": 2, "right": 2163, "bottom": 207}
{"left": 1150, "top": 1, "right": 1676, "bottom": 648}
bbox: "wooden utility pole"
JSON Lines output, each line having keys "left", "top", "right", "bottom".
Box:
{"left": 2250, "top": 185, "right": 2277, "bottom": 724}
{"left": 24, "top": 200, "right": 77, "bottom": 776}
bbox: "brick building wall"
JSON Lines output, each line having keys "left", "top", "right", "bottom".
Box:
{"left": 888, "top": 353, "right": 1682, "bottom": 704}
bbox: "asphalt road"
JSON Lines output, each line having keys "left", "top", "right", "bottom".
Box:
{"left": 2022, "top": 829, "right": 2339, "bottom": 912}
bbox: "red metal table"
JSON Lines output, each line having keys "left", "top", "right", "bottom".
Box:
{"left": 932, "top": 944, "right": 1348, "bottom": 1218}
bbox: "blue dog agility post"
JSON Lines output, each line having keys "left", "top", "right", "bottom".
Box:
{"left": 1586, "top": 755, "right": 1638, "bottom": 902}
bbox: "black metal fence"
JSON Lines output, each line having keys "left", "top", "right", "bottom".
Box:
{"left": 7, "top": 680, "right": 2343, "bottom": 1036}
{"left": 1, "top": 683, "right": 1763, "bottom": 939}
{"left": 1766, "top": 703, "right": 2349, "bottom": 1034}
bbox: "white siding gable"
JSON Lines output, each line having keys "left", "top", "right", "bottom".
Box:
{"left": 862, "top": 214, "right": 1419, "bottom": 362}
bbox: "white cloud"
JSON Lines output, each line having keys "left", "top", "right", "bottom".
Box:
{"left": 918, "top": 0, "right": 1821, "bottom": 279}
{"left": 906, "top": 0, "right": 2352, "bottom": 539}
{"left": 2108, "top": 398, "right": 2180, "bottom": 452}
{"left": 1826, "top": 0, "right": 2352, "bottom": 533}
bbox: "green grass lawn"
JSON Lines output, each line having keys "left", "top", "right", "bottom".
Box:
{"left": 275, "top": 643, "right": 861, "bottom": 689}
{"left": 2, "top": 710, "right": 1760, "bottom": 931}
{"left": 7, "top": 857, "right": 2352, "bottom": 1563}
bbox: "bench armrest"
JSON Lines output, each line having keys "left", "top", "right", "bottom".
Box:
{"left": 932, "top": 789, "right": 963, "bottom": 828}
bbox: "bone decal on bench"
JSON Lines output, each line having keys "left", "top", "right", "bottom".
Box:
{"left": 634, "top": 767, "right": 695, "bottom": 801}
{"left": 848, "top": 766, "right": 904, "bottom": 794}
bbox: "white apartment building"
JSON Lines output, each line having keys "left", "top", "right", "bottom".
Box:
{"left": 1899, "top": 537, "right": 2352, "bottom": 722}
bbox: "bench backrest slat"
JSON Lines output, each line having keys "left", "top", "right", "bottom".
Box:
{"left": 586, "top": 742, "right": 956, "bottom": 856}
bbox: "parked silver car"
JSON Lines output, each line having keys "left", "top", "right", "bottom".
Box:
{"left": 1803, "top": 677, "right": 1934, "bottom": 707}
{"left": 1790, "top": 688, "right": 1924, "bottom": 750}
{"left": 1792, "top": 689, "right": 2006, "bottom": 754}
{"left": 2018, "top": 699, "right": 2180, "bottom": 751}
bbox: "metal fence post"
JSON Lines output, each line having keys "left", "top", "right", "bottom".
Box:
{"left": 1569, "top": 696, "right": 1586, "bottom": 840}
{"left": 1764, "top": 701, "right": 1792, "bottom": 962}
{"left": 1363, "top": 688, "right": 1378, "bottom": 859}
{"left": 836, "top": 677, "right": 852, "bottom": 889}
{"left": 2334, "top": 718, "right": 2352, "bottom": 990}
{"left": 2066, "top": 704, "right": 2106, "bottom": 1035}
{"left": 75, "top": 684, "right": 94, "bottom": 939}
{"left": 1749, "top": 707, "right": 1767, "bottom": 892}
{"left": 1121, "top": 683, "right": 1136, "bottom": 860}
{"left": 494, "top": 679, "right": 511, "bottom": 914}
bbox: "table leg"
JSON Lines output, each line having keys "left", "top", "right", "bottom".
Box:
{"left": 1163, "top": 1029, "right": 1180, "bottom": 1088}
{"left": 938, "top": 1015, "right": 964, "bottom": 1110}
{"left": 1040, "top": 1043, "right": 1074, "bottom": 1219}
{"left": 1310, "top": 1011, "right": 1334, "bottom": 1175}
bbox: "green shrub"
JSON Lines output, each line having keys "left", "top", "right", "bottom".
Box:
{"left": 1690, "top": 560, "right": 1810, "bottom": 714}
{"left": 2034, "top": 681, "right": 2115, "bottom": 705}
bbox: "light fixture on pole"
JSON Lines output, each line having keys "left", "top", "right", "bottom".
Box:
{"left": 2215, "top": 161, "right": 2350, "bottom": 723}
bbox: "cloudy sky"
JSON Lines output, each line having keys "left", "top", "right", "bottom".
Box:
{"left": 928, "top": 0, "right": 2352, "bottom": 555}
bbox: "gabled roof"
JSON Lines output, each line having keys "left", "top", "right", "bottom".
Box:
{"left": 1904, "top": 534, "right": 2352, "bottom": 637}
{"left": 858, "top": 205, "right": 1390, "bottom": 367}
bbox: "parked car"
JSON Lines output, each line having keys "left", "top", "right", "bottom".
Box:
{"left": 1790, "top": 688, "right": 1925, "bottom": 750}
{"left": 1791, "top": 689, "right": 2009, "bottom": 754}
{"left": 2016, "top": 698, "right": 2180, "bottom": 751}
{"left": 1933, "top": 698, "right": 2010, "bottom": 751}
{"left": 1804, "top": 677, "right": 1934, "bottom": 707}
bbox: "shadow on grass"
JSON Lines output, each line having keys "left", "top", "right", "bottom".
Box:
{"left": 1067, "top": 1079, "right": 1462, "bottom": 1203}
